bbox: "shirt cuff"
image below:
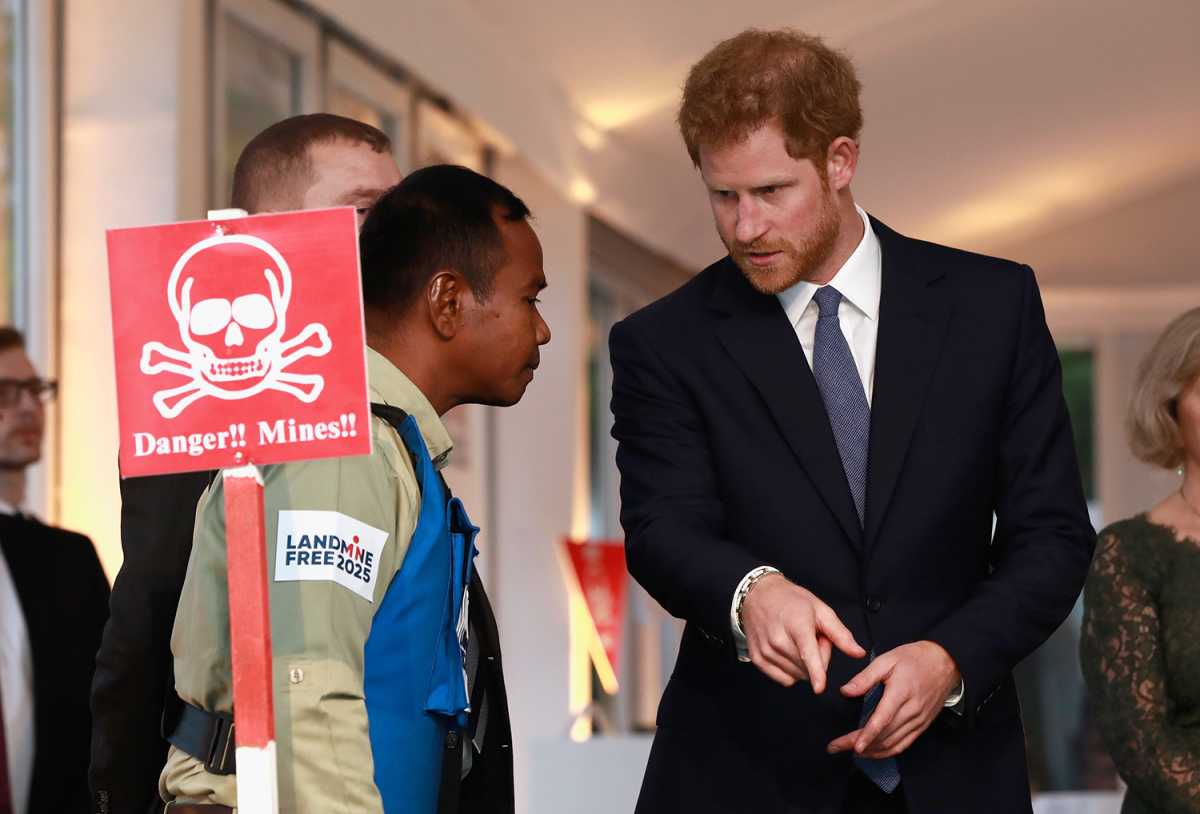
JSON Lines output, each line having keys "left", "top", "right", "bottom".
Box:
{"left": 730, "top": 566, "right": 781, "bottom": 662}
{"left": 944, "top": 677, "right": 966, "bottom": 715}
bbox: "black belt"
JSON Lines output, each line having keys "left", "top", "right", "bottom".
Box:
{"left": 164, "top": 698, "right": 236, "bottom": 775}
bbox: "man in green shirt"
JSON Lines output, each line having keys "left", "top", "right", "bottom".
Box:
{"left": 92, "top": 113, "right": 403, "bottom": 814}
{"left": 161, "top": 165, "right": 550, "bottom": 813}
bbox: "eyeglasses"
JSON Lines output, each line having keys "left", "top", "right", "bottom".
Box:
{"left": 0, "top": 378, "right": 58, "bottom": 407}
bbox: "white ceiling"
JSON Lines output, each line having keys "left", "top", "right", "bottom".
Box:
{"left": 458, "top": 0, "right": 1200, "bottom": 283}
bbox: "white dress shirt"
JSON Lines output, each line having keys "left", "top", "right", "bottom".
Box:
{"left": 725, "top": 209, "right": 965, "bottom": 710}
{"left": 775, "top": 205, "right": 881, "bottom": 406}
{"left": 0, "top": 499, "right": 35, "bottom": 814}
{"left": 730, "top": 205, "right": 881, "bottom": 654}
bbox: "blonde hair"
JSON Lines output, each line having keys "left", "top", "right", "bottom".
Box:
{"left": 1127, "top": 307, "right": 1200, "bottom": 469}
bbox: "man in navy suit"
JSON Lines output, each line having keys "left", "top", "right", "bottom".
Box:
{"left": 610, "top": 29, "right": 1094, "bottom": 813}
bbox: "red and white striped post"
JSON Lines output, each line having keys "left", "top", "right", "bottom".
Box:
{"left": 209, "top": 208, "right": 277, "bottom": 814}
{"left": 108, "top": 205, "right": 370, "bottom": 814}
{"left": 223, "top": 463, "right": 278, "bottom": 814}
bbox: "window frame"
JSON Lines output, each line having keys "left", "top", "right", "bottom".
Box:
{"left": 210, "top": 0, "right": 321, "bottom": 209}
{"left": 585, "top": 218, "right": 692, "bottom": 735}
{"left": 326, "top": 39, "right": 413, "bottom": 174}
{"left": 415, "top": 99, "right": 484, "bottom": 172}
{"left": 10, "top": 0, "right": 60, "bottom": 518}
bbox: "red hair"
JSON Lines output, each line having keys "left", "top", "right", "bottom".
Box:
{"left": 678, "top": 28, "right": 863, "bottom": 170}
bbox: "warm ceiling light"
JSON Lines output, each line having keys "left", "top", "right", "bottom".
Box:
{"left": 570, "top": 177, "right": 597, "bottom": 206}
{"left": 576, "top": 120, "right": 606, "bottom": 151}
{"left": 927, "top": 170, "right": 1099, "bottom": 245}
{"left": 583, "top": 89, "right": 677, "bottom": 131}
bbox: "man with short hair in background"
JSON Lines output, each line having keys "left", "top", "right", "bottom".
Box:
{"left": 0, "top": 326, "right": 109, "bottom": 814}
{"left": 88, "top": 114, "right": 402, "bottom": 813}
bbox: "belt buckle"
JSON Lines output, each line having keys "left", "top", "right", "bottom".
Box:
{"left": 205, "top": 716, "right": 236, "bottom": 774}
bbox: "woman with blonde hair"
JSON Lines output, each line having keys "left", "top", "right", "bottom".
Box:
{"left": 1081, "top": 306, "right": 1200, "bottom": 813}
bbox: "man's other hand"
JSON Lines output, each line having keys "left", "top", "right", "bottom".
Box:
{"left": 827, "top": 640, "right": 960, "bottom": 759}
{"left": 740, "top": 574, "right": 866, "bottom": 692}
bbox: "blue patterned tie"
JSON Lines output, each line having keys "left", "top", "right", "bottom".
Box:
{"left": 811, "top": 287, "right": 900, "bottom": 793}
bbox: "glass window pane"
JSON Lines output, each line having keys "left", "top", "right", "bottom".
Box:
{"left": 327, "top": 85, "right": 397, "bottom": 147}
{"left": 1060, "top": 348, "right": 1096, "bottom": 501}
{"left": 1016, "top": 346, "right": 1116, "bottom": 793}
{"left": 0, "top": 3, "right": 14, "bottom": 321}
{"left": 1017, "top": 595, "right": 1120, "bottom": 792}
{"left": 221, "top": 14, "right": 300, "bottom": 203}
{"left": 587, "top": 281, "right": 614, "bottom": 539}
{"left": 416, "top": 103, "right": 483, "bottom": 171}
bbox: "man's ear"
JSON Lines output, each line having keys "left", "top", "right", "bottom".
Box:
{"left": 427, "top": 270, "right": 468, "bottom": 339}
{"left": 824, "top": 136, "right": 859, "bottom": 192}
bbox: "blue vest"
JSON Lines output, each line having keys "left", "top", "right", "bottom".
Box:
{"left": 363, "top": 407, "right": 478, "bottom": 813}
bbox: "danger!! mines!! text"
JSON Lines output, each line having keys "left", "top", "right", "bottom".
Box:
{"left": 132, "top": 414, "right": 359, "bottom": 458}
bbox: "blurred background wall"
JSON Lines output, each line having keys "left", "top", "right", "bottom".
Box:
{"left": 4, "top": 1, "right": 1197, "bottom": 811}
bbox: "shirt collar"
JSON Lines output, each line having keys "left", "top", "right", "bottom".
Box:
{"left": 366, "top": 347, "right": 454, "bottom": 467}
{"left": 776, "top": 205, "right": 882, "bottom": 326}
{"left": 0, "top": 500, "right": 20, "bottom": 517}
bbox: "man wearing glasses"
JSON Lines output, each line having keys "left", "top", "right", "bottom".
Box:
{"left": 0, "top": 326, "right": 110, "bottom": 814}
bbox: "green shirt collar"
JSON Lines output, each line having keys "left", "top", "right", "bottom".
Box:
{"left": 366, "top": 346, "right": 454, "bottom": 467}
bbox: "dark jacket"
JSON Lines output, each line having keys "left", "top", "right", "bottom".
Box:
{"left": 443, "top": 572, "right": 514, "bottom": 814}
{"left": 0, "top": 512, "right": 109, "bottom": 814}
{"left": 89, "top": 470, "right": 208, "bottom": 814}
{"left": 609, "top": 217, "right": 1096, "bottom": 814}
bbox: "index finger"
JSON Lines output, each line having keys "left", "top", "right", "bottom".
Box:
{"left": 827, "top": 728, "right": 862, "bottom": 754}
{"left": 814, "top": 605, "right": 866, "bottom": 659}
{"left": 841, "top": 655, "right": 888, "bottom": 699}
{"left": 855, "top": 684, "right": 904, "bottom": 753}
{"left": 790, "top": 627, "right": 827, "bottom": 694}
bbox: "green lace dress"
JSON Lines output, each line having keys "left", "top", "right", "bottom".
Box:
{"left": 1080, "top": 515, "right": 1200, "bottom": 813}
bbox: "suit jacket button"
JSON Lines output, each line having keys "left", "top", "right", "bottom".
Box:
{"left": 447, "top": 731, "right": 460, "bottom": 749}
{"left": 865, "top": 596, "right": 882, "bottom": 613}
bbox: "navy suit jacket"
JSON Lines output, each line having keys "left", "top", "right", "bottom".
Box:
{"left": 609, "top": 217, "right": 1095, "bottom": 813}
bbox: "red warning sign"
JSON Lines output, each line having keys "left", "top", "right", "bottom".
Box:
{"left": 561, "top": 538, "right": 628, "bottom": 692}
{"left": 107, "top": 207, "right": 371, "bottom": 477}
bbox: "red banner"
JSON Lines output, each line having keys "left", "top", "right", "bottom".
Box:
{"left": 107, "top": 207, "right": 370, "bottom": 477}
{"left": 561, "top": 538, "right": 628, "bottom": 692}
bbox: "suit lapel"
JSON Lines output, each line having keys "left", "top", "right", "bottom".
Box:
{"left": 711, "top": 260, "right": 864, "bottom": 549}
{"left": 864, "top": 220, "right": 952, "bottom": 551}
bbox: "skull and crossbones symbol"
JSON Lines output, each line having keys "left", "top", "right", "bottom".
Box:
{"left": 140, "top": 231, "right": 332, "bottom": 419}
